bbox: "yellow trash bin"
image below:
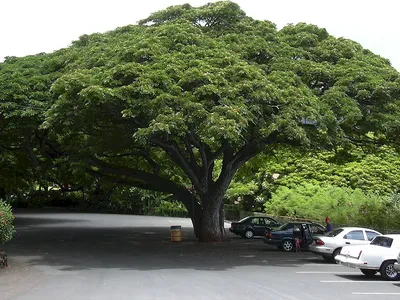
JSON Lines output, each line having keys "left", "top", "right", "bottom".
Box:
{"left": 170, "top": 225, "right": 182, "bottom": 242}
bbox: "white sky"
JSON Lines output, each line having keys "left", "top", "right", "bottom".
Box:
{"left": 1, "top": 0, "right": 399, "bottom": 70}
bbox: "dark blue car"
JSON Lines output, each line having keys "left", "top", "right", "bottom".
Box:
{"left": 263, "top": 222, "right": 325, "bottom": 252}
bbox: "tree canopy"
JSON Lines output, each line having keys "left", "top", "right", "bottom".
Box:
{"left": 1, "top": 1, "right": 400, "bottom": 241}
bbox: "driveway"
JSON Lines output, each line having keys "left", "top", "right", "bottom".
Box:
{"left": 1, "top": 210, "right": 399, "bottom": 299}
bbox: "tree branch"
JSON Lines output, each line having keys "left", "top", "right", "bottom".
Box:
{"left": 86, "top": 156, "right": 185, "bottom": 195}
{"left": 151, "top": 138, "right": 204, "bottom": 194}
{"left": 183, "top": 134, "right": 200, "bottom": 175}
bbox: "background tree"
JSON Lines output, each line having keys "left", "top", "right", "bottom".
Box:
{"left": 230, "top": 144, "right": 400, "bottom": 204}
{"left": 1, "top": 2, "right": 400, "bottom": 241}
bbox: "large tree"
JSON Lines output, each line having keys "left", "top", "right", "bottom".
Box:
{"left": 1, "top": 1, "right": 400, "bottom": 241}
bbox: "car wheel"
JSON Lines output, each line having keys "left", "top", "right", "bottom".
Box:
{"left": 360, "top": 269, "right": 377, "bottom": 277}
{"left": 244, "top": 230, "right": 254, "bottom": 239}
{"left": 380, "top": 261, "right": 399, "bottom": 281}
{"left": 331, "top": 248, "right": 341, "bottom": 263}
{"left": 281, "top": 240, "right": 294, "bottom": 252}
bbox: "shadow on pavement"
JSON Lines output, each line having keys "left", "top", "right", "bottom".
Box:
{"left": 335, "top": 274, "right": 386, "bottom": 281}
{"left": 4, "top": 212, "right": 317, "bottom": 272}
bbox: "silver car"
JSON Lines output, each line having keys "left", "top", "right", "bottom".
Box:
{"left": 394, "top": 251, "right": 400, "bottom": 273}
{"left": 308, "top": 227, "right": 381, "bottom": 262}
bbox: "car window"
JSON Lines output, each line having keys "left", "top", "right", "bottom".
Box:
{"left": 311, "top": 225, "right": 324, "bottom": 234}
{"left": 370, "top": 236, "right": 393, "bottom": 248}
{"left": 326, "top": 228, "right": 343, "bottom": 237}
{"left": 366, "top": 231, "right": 379, "bottom": 241}
{"left": 259, "top": 218, "right": 266, "bottom": 225}
{"left": 251, "top": 218, "right": 260, "bottom": 225}
{"left": 344, "top": 230, "right": 365, "bottom": 240}
{"left": 278, "top": 223, "right": 288, "bottom": 230}
{"left": 264, "top": 218, "right": 277, "bottom": 225}
{"left": 280, "top": 223, "right": 294, "bottom": 231}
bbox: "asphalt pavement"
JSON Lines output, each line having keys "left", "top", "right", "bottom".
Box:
{"left": 1, "top": 210, "right": 399, "bottom": 300}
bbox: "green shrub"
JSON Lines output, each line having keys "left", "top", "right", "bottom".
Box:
{"left": 0, "top": 200, "right": 15, "bottom": 245}
{"left": 264, "top": 183, "right": 400, "bottom": 233}
{"left": 154, "top": 200, "right": 188, "bottom": 218}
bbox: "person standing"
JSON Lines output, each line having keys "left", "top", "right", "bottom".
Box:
{"left": 325, "top": 217, "right": 333, "bottom": 232}
{"left": 293, "top": 225, "right": 302, "bottom": 252}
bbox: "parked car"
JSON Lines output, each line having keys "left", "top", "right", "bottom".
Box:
{"left": 309, "top": 227, "right": 381, "bottom": 262}
{"left": 394, "top": 251, "right": 400, "bottom": 274}
{"left": 335, "top": 234, "right": 400, "bottom": 281}
{"left": 263, "top": 222, "right": 322, "bottom": 252}
{"left": 229, "top": 216, "right": 281, "bottom": 238}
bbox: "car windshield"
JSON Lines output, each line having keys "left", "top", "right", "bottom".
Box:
{"left": 326, "top": 228, "right": 344, "bottom": 237}
{"left": 370, "top": 236, "right": 393, "bottom": 248}
{"left": 238, "top": 216, "right": 251, "bottom": 223}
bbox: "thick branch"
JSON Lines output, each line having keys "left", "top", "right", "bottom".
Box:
{"left": 183, "top": 134, "right": 201, "bottom": 176}
{"left": 86, "top": 156, "right": 185, "bottom": 195}
{"left": 151, "top": 138, "right": 204, "bottom": 194}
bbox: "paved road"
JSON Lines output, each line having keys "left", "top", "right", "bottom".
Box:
{"left": 1, "top": 211, "right": 399, "bottom": 300}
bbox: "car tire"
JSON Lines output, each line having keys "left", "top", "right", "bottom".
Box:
{"left": 360, "top": 269, "right": 377, "bottom": 277}
{"left": 281, "top": 240, "right": 294, "bottom": 252}
{"left": 331, "top": 248, "right": 341, "bottom": 263}
{"left": 244, "top": 230, "right": 254, "bottom": 239}
{"left": 380, "top": 261, "right": 399, "bottom": 281}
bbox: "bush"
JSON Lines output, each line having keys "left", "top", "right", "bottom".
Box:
{"left": 264, "top": 183, "right": 400, "bottom": 233}
{"left": 154, "top": 200, "right": 188, "bottom": 218}
{"left": 0, "top": 200, "right": 15, "bottom": 245}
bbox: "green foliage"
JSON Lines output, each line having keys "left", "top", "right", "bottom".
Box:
{"left": 0, "top": 200, "right": 15, "bottom": 245}
{"left": 109, "top": 187, "right": 165, "bottom": 214}
{"left": 1, "top": 1, "right": 400, "bottom": 233}
{"left": 153, "top": 200, "right": 188, "bottom": 218}
{"left": 230, "top": 144, "right": 400, "bottom": 204}
{"left": 264, "top": 183, "right": 400, "bottom": 232}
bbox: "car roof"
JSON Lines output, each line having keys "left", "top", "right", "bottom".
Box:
{"left": 285, "top": 221, "right": 314, "bottom": 225}
{"left": 337, "top": 227, "right": 380, "bottom": 232}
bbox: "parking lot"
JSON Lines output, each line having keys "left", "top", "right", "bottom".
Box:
{"left": 1, "top": 211, "right": 399, "bottom": 299}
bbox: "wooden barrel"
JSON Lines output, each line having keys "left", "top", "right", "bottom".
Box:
{"left": 170, "top": 225, "right": 182, "bottom": 242}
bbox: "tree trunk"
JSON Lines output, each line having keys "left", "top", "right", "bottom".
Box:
{"left": 197, "top": 199, "right": 226, "bottom": 242}
{"left": 176, "top": 190, "right": 227, "bottom": 242}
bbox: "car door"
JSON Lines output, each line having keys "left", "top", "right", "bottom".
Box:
{"left": 302, "top": 224, "right": 313, "bottom": 245}
{"left": 343, "top": 230, "right": 369, "bottom": 246}
{"left": 251, "top": 217, "right": 264, "bottom": 236}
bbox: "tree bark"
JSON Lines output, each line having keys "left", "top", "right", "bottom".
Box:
{"left": 197, "top": 199, "right": 226, "bottom": 242}
{"left": 179, "top": 191, "right": 226, "bottom": 242}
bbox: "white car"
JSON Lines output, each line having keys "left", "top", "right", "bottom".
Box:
{"left": 394, "top": 251, "right": 400, "bottom": 273}
{"left": 308, "top": 227, "right": 381, "bottom": 262}
{"left": 335, "top": 234, "right": 400, "bottom": 281}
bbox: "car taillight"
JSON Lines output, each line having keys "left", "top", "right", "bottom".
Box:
{"left": 357, "top": 251, "right": 363, "bottom": 259}
{"left": 315, "top": 239, "right": 325, "bottom": 246}
{"left": 265, "top": 232, "right": 272, "bottom": 238}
